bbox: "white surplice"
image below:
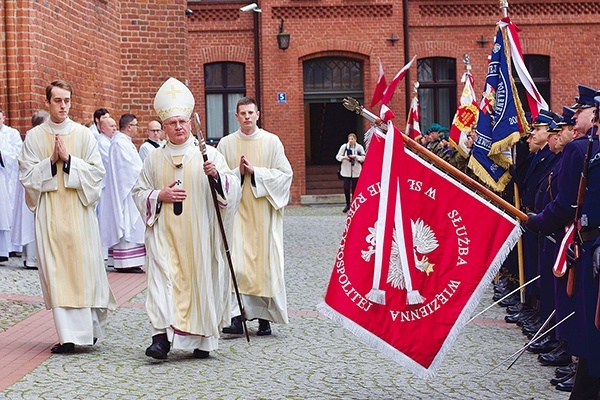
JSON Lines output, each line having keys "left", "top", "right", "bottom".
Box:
{"left": 19, "top": 118, "right": 117, "bottom": 345}
{"left": 99, "top": 131, "right": 145, "bottom": 248}
{"left": 0, "top": 124, "right": 23, "bottom": 255}
{"left": 217, "top": 128, "right": 293, "bottom": 323}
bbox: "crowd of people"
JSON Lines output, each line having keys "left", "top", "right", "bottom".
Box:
{"left": 0, "top": 78, "right": 293, "bottom": 361}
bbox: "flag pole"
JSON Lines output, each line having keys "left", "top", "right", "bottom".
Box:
{"left": 499, "top": 0, "right": 509, "bottom": 18}
{"left": 342, "top": 97, "right": 528, "bottom": 222}
{"left": 405, "top": 81, "right": 419, "bottom": 136}
{"left": 500, "top": 0, "right": 526, "bottom": 303}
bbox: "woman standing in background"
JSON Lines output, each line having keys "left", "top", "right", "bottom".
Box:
{"left": 336, "top": 133, "right": 365, "bottom": 213}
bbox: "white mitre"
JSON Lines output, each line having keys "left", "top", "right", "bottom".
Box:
{"left": 153, "top": 77, "right": 195, "bottom": 121}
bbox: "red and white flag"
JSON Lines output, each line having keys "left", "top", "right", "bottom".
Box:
{"left": 449, "top": 70, "right": 478, "bottom": 158}
{"left": 405, "top": 96, "right": 421, "bottom": 140}
{"left": 370, "top": 57, "right": 387, "bottom": 108}
{"left": 553, "top": 223, "right": 575, "bottom": 277}
{"left": 381, "top": 55, "right": 417, "bottom": 106}
{"left": 501, "top": 18, "right": 548, "bottom": 121}
{"left": 318, "top": 115, "right": 521, "bottom": 378}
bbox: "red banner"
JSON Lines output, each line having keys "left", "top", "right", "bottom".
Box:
{"left": 318, "top": 128, "right": 520, "bottom": 378}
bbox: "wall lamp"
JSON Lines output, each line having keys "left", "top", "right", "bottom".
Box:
{"left": 277, "top": 18, "right": 290, "bottom": 50}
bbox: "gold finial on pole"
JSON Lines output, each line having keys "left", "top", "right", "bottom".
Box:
{"left": 499, "top": 0, "right": 509, "bottom": 18}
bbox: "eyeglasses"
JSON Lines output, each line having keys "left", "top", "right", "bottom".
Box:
{"left": 129, "top": 123, "right": 139, "bottom": 127}
{"left": 149, "top": 129, "right": 162, "bottom": 133}
{"left": 164, "top": 119, "right": 190, "bottom": 129}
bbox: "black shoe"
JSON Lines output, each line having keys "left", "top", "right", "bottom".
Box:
{"left": 498, "top": 294, "right": 520, "bottom": 307}
{"left": 342, "top": 206, "right": 349, "bottom": 213}
{"left": 145, "top": 334, "right": 170, "bottom": 359}
{"left": 193, "top": 349, "right": 210, "bottom": 359}
{"left": 0, "top": 256, "right": 8, "bottom": 262}
{"left": 521, "top": 318, "right": 544, "bottom": 334}
{"left": 222, "top": 315, "right": 243, "bottom": 334}
{"left": 539, "top": 349, "right": 572, "bottom": 367}
{"left": 527, "top": 337, "right": 560, "bottom": 354}
{"left": 51, "top": 342, "right": 75, "bottom": 354}
{"left": 9, "top": 251, "right": 21, "bottom": 258}
{"left": 23, "top": 261, "right": 38, "bottom": 270}
{"left": 555, "top": 362, "right": 577, "bottom": 378}
{"left": 555, "top": 373, "right": 575, "bottom": 392}
{"left": 492, "top": 290, "right": 509, "bottom": 302}
{"left": 257, "top": 319, "right": 272, "bottom": 336}
{"left": 550, "top": 370, "right": 576, "bottom": 386}
{"left": 115, "top": 266, "right": 144, "bottom": 273}
{"left": 505, "top": 309, "right": 536, "bottom": 324}
{"left": 506, "top": 303, "right": 527, "bottom": 315}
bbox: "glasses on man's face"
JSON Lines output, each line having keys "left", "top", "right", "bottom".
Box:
{"left": 129, "top": 123, "right": 139, "bottom": 127}
{"left": 149, "top": 129, "right": 162, "bottom": 133}
{"left": 164, "top": 119, "right": 190, "bottom": 129}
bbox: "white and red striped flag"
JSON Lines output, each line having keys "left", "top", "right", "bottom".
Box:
{"left": 553, "top": 224, "right": 575, "bottom": 277}
{"left": 501, "top": 18, "right": 548, "bottom": 121}
{"left": 370, "top": 57, "right": 387, "bottom": 108}
{"left": 405, "top": 95, "right": 421, "bottom": 140}
{"left": 381, "top": 55, "right": 416, "bottom": 106}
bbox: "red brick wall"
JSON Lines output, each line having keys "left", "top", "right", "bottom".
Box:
{"left": 0, "top": 0, "right": 187, "bottom": 146}
{"left": 1, "top": 0, "right": 599, "bottom": 203}
{"left": 1, "top": 0, "right": 122, "bottom": 134}
{"left": 118, "top": 0, "right": 188, "bottom": 146}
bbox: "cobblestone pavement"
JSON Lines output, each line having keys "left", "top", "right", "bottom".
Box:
{"left": 0, "top": 205, "right": 569, "bottom": 399}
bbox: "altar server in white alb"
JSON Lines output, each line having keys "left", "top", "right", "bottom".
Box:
{"left": 0, "top": 108, "right": 23, "bottom": 260}
{"left": 18, "top": 80, "right": 117, "bottom": 354}
{"left": 99, "top": 113, "right": 145, "bottom": 273}
{"left": 133, "top": 77, "right": 241, "bottom": 360}
{"left": 217, "top": 96, "right": 293, "bottom": 336}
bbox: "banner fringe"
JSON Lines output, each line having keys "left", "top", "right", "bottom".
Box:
{"left": 467, "top": 157, "right": 512, "bottom": 193}
{"left": 317, "top": 302, "right": 432, "bottom": 379}
{"left": 365, "top": 289, "right": 386, "bottom": 305}
{"left": 407, "top": 290, "right": 426, "bottom": 305}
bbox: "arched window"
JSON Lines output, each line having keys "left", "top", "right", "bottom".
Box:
{"left": 204, "top": 62, "right": 245, "bottom": 140}
{"left": 513, "top": 55, "right": 550, "bottom": 115}
{"left": 303, "top": 57, "right": 363, "bottom": 101}
{"left": 417, "top": 57, "right": 457, "bottom": 130}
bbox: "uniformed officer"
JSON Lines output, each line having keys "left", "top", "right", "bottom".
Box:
{"left": 509, "top": 110, "right": 561, "bottom": 332}
{"left": 526, "top": 84, "right": 600, "bottom": 398}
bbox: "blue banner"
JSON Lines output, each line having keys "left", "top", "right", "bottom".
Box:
{"left": 468, "top": 26, "right": 526, "bottom": 192}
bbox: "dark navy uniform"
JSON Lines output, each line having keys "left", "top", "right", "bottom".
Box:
{"left": 527, "top": 127, "right": 600, "bottom": 362}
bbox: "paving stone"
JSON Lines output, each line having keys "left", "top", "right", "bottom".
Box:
{"left": 0, "top": 206, "right": 569, "bottom": 399}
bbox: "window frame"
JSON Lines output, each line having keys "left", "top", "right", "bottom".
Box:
{"left": 204, "top": 62, "right": 246, "bottom": 140}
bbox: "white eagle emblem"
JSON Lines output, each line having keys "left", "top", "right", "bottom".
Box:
{"left": 386, "top": 218, "right": 439, "bottom": 290}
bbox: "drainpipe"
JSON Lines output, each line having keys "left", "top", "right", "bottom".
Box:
{"left": 253, "top": 5, "right": 261, "bottom": 122}
{"left": 403, "top": 0, "right": 411, "bottom": 114}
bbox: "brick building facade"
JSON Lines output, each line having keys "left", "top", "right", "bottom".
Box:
{"left": 1, "top": 0, "right": 599, "bottom": 203}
